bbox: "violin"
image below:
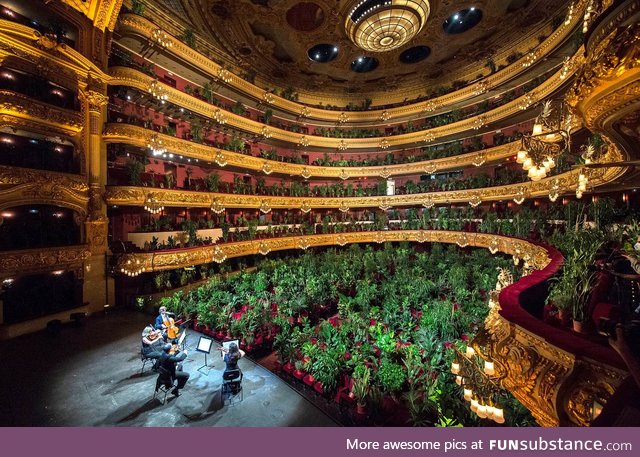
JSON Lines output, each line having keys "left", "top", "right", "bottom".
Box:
{"left": 147, "top": 327, "right": 162, "bottom": 341}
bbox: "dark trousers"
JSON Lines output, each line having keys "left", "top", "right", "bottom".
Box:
{"left": 174, "top": 371, "right": 189, "bottom": 389}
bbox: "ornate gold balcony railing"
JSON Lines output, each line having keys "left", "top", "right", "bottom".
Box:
{"left": 115, "top": 0, "right": 587, "bottom": 120}
{"left": 103, "top": 123, "right": 520, "bottom": 179}
{"left": 0, "top": 91, "right": 83, "bottom": 136}
{"left": 107, "top": 61, "right": 578, "bottom": 150}
{"left": 105, "top": 156, "right": 624, "bottom": 211}
{"left": 0, "top": 165, "right": 89, "bottom": 216}
{"left": 0, "top": 244, "right": 91, "bottom": 277}
{"left": 115, "top": 230, "right": 552, "bottom": 273}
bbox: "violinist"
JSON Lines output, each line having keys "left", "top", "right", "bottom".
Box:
{"left": 159, "top": 343, "right": 189, "bottom": 397}
{"left": 155, "top": 306, "right": 180, "bottom": 342}
{"left": 141, "top": 325, "right": 163, "bottom": 368}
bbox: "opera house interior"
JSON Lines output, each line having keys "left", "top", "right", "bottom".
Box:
{"left": 1, "top": 0, "right": 640, "bottom": 427}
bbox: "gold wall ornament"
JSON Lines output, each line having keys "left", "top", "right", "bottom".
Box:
{"left": 259, "top": 201, "right": 271, "bottom": 214}
{"left": 379, "top": 138, "right": 390, "bottom": 150}
{"left": 85, "top": 218, "right": 108, "bottom": 255}
{"left": 298, "top": 237, "right": 310, "bottom": 250}
{"left": 469, "top": 195, "right": 482, "bottom": 207}
{"left": 338, "top": 169, "right": 349, "bottom": 180}
{"left": 374, "top": 231, "right": 386, "bottom": 244}
{"left": 257, "top": 240, "right": 270, "bottom": 256}
{"left": 337, "top": 140, "right": 348, "bottom": 151}
{"left": 339, "top": 202, "right": 350, "bottom": 212}
{"left": 210, "top": 198, "right": 225, "bottom": 214}
{"left": 212, "top": 245, "right": 227, "bottom": 263}
{"left": 262, "top": 161, "right": 273, "bottom": 175}
{"left": 378, "top": 199, "right": 392, "bottom": 211}
{"left": 0, "top": 244, "right": 91, "bottom": 277}
{"left": 337, "top": 112, "right": 349, "bottom": 124}
{"left": 298, "top": 106, "right": 310, "bottom": 119}
{"left": 300, "top": 167, "right": 311, "bottom": 179}
{"left": 422, "top": 196, "right": 435, "bottom": 208}
{"left": 379, "top": 110, "right": 390, "bottom": 122}
{"left": 336, "top": 234, "right": 348, "bottom": 246}
{"left": 300, "top": 201, "right": 311, "bottom": 213}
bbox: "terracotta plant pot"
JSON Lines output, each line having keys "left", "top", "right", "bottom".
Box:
{"left": 356, "top": 403, "right": 367, "bottom": 415}
{"left": 573, "top": 320, "right": 587, "bottom": 334}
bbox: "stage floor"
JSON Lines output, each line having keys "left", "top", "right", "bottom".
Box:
{"left": 0, "top": 309, "right": 337, "bottom": 427}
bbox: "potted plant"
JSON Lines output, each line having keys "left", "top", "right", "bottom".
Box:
{"left": 351, "top": 364, "right": 370, "bottom": 415}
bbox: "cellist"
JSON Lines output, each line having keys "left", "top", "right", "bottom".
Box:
{"left": 155, "top": 306, "right": 180, "bottom": 342}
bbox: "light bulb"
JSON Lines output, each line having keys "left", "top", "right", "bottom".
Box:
{"left": 451, "top": 362, "right": 460, "bottom": 374}
{"left": 516, "top": 150, "right": 528, "bottom": 164}
{"left": 477, "top": 405, "right": 487, "bottom": 418}
{"left": 532, "top": 123, "right": 543, "bottom": 136}
{"left": 463, "top": 388, "right": 473, "bottom": 401}
{"left": 484, "top": 361, "right": 495, "bottom": 376}
{"left": 493, "top": 408, "right": 505, "bottom": 423}
{"left": 522, "top": 157, "right": 533, "bottom": 171}
{"left": 470, "top": 399, "right": 479, "bottom": 412}
{"left": 465, "top": 346, "right": 475, "bottom": 357}
{"left": 455, "top": 376, "right": 463, "bottom": 386}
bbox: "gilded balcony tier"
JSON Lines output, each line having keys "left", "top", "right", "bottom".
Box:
{"left": 0, "top": 244, "right": 91, "bottom": 277}
{"left": 0, "top": 91, "right": 83, "bottom": 136}
{"left": 115, "top": 231, "right": 553, "bottom": 273}
{"left": 103, "top": 123, "right": 520, "bottom": 179}
{"left": 115, "top": 2, "right": 586, "bottom": 121}
{"left": 108, "top": 62, "right": 576, "bottom": 151}
{"left": 0, "top": 165, "right": 89, "bottom": 215}
{"left": 0, "top": 19, "right": 109, "bottom": 83}
{"left": 56, "top": 0, "right": 124, "bottom": 32}
{"left": 104, "top": 154, "right": 624, "bottom": 210}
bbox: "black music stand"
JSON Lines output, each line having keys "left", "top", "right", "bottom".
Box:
{"left": 196, "top": 336, "right": 213, "bottom": 375}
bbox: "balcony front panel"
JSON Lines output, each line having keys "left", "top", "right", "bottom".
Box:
{"left": 0, "top": 244, "right": 91, "bottom": 277}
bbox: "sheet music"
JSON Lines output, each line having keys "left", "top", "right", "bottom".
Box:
{"left": 221, "top": 339, "right": 239, "bottom": 357}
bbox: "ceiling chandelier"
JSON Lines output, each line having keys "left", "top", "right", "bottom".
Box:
{"left": 516, "top": 100, "right": 572, "bottom": 181}
{"left": 345, "top": 1, "right": 431, "bottom": 52}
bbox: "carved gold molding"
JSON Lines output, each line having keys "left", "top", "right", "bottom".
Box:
{"left": 0, "top": 90, "right": 83, "bottom": 135}
{"left": 115, "top": 231, "right": 552, "bottom": 273}
{"left": 108, "top": 61, "right": 576, "bottom": 150}
{"left": 567, "top": 17, "right": 640, "bottom": 133}
{"left": 53, "top": 0, "right": 124, "bottom": 32}
{"left": 483, "top": 307, "right": 627, "bottom": 426}
{"left": 105, "top": 162, "right": 623, "bottom": 210}
{"left": 0, "top": 244, "right": 91, "bottom": 277}
{"left": 115, "top": 1, "right": 587, "bottom": 121}
{"left": 0, "top": 165, "right": 89, "bottom": 215}
{"left": 103, "top": 123, "right": 520, "bottom": 179}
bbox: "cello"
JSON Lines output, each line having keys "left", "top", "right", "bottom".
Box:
{"left": 163, "top": 314, "right": 180, "bottom": 340}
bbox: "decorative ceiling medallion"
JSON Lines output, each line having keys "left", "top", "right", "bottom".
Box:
{"left": 345, "top": 1, "right": 431, "bottom": 53}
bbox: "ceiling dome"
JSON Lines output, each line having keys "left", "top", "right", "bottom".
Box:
{"left": 345, "top": 0, "right": 431, "bottom": 53}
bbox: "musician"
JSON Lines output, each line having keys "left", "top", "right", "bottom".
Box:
{"left": 159, "top": 343, "right": 189, "bottom": 397}
{"left": 220, "top": 342, "right": 245, "bottom": 373}
{"left": 141, "top": 325, "right": 164, "bottom": 368}
{"left": 155, "top": 306, "right": 179, "bottom": 342}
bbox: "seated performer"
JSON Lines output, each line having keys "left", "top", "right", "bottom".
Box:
{"left": 155, "top": 306, "right": 180, "bottom": 342}
{"left": 220, "top": 342, "right": 245, "bottom": 374}
{"left": 159, "top": 343, "right": 189, "bottom": 397}
{"left": 141, "top": 325, "right": 164, "bottom": 368}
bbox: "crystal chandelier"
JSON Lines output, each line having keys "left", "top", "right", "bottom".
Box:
{"left": 120, "top": 258, "right": 145, "bottom": 277}
{"left": 259, "top": 201, "right": 271, "bottom": 214}
{"left": 210, "top": 198, "right": 225, "bottom": 214}
{"left": 152, "top": 29, "right": 173, "bottom": 48}
{"left": 345, "top": 1, "right": 431, "bottom": 52}
{"left": 147, "top": 134, "right": 166, "bottom": 156}
{"left": 144, "top": 194, "right": 164, "bottom": 214}
{"left": 212, "top": 245, "right": 227, "bottom": 263}
{"left": 258, "top": 241, "right": 270, "bottom": 256}
{"left": 300, "top": 167, "right": 311, "bottom": 179}
{"left": 300, "top": 201, "right": 311, "bottom": 213}
{"left": 148, "top": 80, "right": 168, "bottom": 102}
{"left": 214, "top": 151, "right": 227, "bottom": 167}
{"left": 298, "top": 136, "right": 310, "bottom": 148}
{"left": 516, "top": 100, "right": 572, "bottom": 182}
{"left": 337, "top": 112, "right": 349, "bottom": 124}
{"left": 379, "top": 138, "right": 390, "bottom": 150}
{"left": 217, "top": 68, "right": 232, "bottom": 84}
{"left": 338, "top": 140, "right": 348, "bottom": 151}
{"left": 212, "top": 108, "right": 227, "bottom": 125}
